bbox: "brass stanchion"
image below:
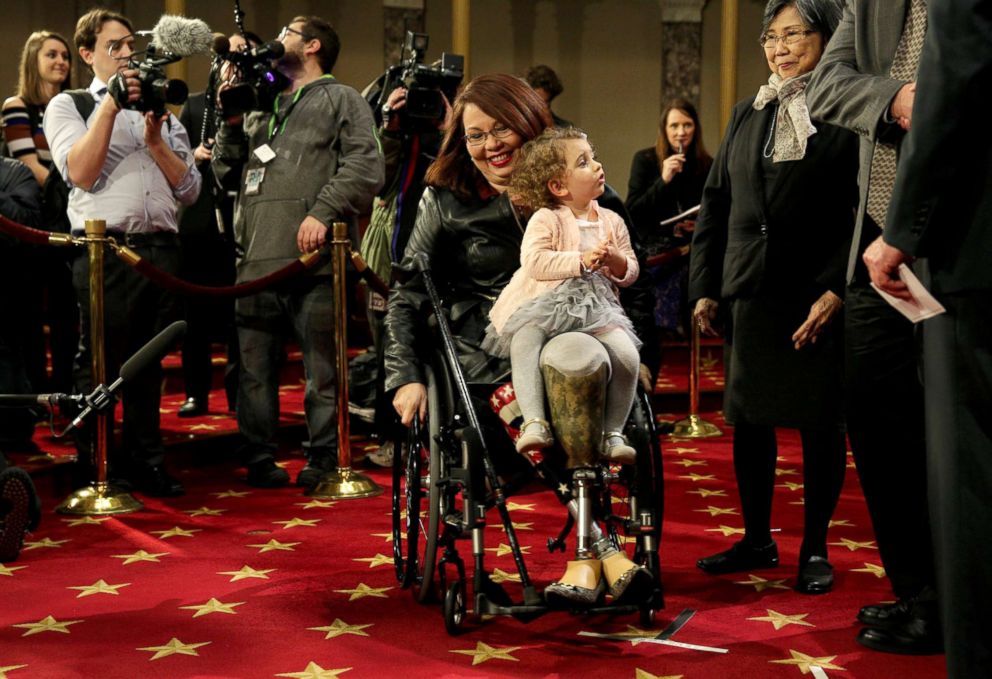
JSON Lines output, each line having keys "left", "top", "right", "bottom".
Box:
{"left": 671, "top": 321, "right": 722, "bottom": 438}
{"left": 309, "top": 222, "right": 383, "bottom": 499}
{"left": 58, "top": 220, "right": 143, "bottom": 514}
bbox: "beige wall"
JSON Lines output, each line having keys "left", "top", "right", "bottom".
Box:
{"left": 1, "top": 0, "right": 775, "bottom": 199}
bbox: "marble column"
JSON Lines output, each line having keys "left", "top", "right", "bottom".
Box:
{"left": 659, "top": 0, "right": 707, "bottom": 107}
{"left": 383, "top": 0, "right": 425, "bottom": 67}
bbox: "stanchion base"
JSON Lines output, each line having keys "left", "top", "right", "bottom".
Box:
{"left": 56, "top": 483, "right": 144, "bottom": 515}
{"left": 671, "top": 414, "right": 723, "bottom": 439}
{"left": 308, "top": 467, "right": 383, "bottom": 499}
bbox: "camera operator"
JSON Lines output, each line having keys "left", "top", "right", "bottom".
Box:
{"left": 43, "top": 8, "right": 201, "bottom": 497}
{"left": 212, "top": 16, "right": 382, "bottom": 489}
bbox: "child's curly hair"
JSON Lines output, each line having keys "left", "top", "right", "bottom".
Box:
{"left": 510, "top": 126, "right": 591, "bottom": 210}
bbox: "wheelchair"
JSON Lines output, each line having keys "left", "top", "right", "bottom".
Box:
{"left": 390, "top": 260, "right": 665, "bottom": 635}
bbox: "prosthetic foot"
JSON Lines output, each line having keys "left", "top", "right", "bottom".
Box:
{"left": 595, "top": 537, "right": 653, "bottom": 605}
{"left": 544, "top": 558, "right": 605, "bottom": 608}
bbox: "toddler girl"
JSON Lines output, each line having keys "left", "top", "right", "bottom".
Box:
{"left": 484, "top": 127, "right": 641, "bottom": 463}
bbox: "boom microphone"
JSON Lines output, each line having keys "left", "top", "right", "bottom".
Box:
{"left": 151, "top": 15, "right": 214, "bottom": 56}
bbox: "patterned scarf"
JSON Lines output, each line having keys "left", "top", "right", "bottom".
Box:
{"left": 753, "top": 72, "right": 817, "bottom": 162}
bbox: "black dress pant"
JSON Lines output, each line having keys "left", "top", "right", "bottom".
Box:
{"left": 72, "top": 238, "right": 179, "bottom": 468}
{"left": 922, "top": 291, "right": 992, "bottom": 678}
{"left": 845, "top": 284, "right": 935, "bottom": 599}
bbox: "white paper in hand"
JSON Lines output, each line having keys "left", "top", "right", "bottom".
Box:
{"left": 870, "top": 263, "right": 946, "bottom": 323}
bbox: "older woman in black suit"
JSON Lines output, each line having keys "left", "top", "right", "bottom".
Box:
{"left": 689, "top": 0, "right": 855, "bottom": 594}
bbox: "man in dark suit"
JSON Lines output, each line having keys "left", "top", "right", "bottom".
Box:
{"left": 807, "top": 0, "right": 941, "bottom": 654}
{"left": 866, "top": 0, "right": 992, "bottom": 675}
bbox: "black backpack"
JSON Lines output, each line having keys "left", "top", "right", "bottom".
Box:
{"left": 38, "top": 90, "right": 96, "bottom": 234}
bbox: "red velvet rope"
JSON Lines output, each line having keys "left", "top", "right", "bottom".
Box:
{"left": 122, "top": 248, "right": 320, "bottom": 298}
{"left": 0, "top": 214, "right": 62, "bottom": 246}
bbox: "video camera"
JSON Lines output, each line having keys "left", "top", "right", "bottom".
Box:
{"left": 214, "top": 39, "right": 290, "bottom": 117}
{"left": 373, "top": 31, "right": 464, "bottom": 132}
{"left": 107, "top": 16, "right": 214, "bottom": 117}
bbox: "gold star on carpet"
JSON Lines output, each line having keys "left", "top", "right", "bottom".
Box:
{"left": 775, "top": 468, "right": 799, "bottom": 477}
{"left": 847, "top": 460, "right": 857, "bottom": 468}
{"left": 212, "top": 489, "right": 251, "bottom": 498}
{"left": 0, "top": 665, "right": 28, "bottom": 678}
{"left": 13, "top": 615, "right": 83, "bottom": 637}
{"left": 669, "top": 447, "right": 700, "bottom": 454}
{"left": 450, "top": 641, "right": 523, "bottom": 666}
{"left": 22, "top": 537, "right": 70, "bottom": 551}
{"left": 0, "top": 564, "right": 27, "bottom": 577}
{"left": 485, "top": 543, "right": 532, "bottom": 557}
{"left": 67, "top": 579, "right": 130, "bottom": 598}
{"left": 673, "top": 459, "right": 708, "bottom": 468}
{"left": 494, "top": 521, "right": 533, "bottom": 532}
{"left": 273, "top": 517, "right": 321, "bottom": 529}
{"left": 830, "top": 538, "right": 877, "bottom": 551}
{"left": 61, "top": 516, "right": 109, "bottom": 527}
{"left": 506, "top": 501, "right": 535, "bottom": 511}
{"left": 370, "top": 532, "right": 402, "bottom": 542}
{"left": 789, "top": 499, "right": 806, "bottom": 506}
{"left": 829, "top": 519, "right": 854, "bottom": 528}
{"left": 185, "top": 506, "right": 226, "bottom": 517}
{"left": 275, "top": 662, "right": 351, "bottom": 679}
{"left": 705, "top": 525, "right": 746, "bottom": 537}
{"left": 777, "top": 482, "right": 804, "bottom": 491}
{"left": 635, "top": 670, "right": 683, "bottom": 679}
{"left": 680, "top": 473, "right": 717, "bottom": 482}
{"left": 296, "top": 499, "right": 336, "bottom": 509}
{"left": 352, "top": 553, "right": 393, "bottom": 568}
{"left": 333, "top": 583, "right": 392, "bottom": 601}
{"left": 111, "top": 550, "right": 168, "bottom": 565}
{"left": 852, "top": 562, "right": 886, "bottom": 578}
{"left": 734, "top": 574, "right": 789, "bottom": 591}
{"left": 307, "top": 618, "right": 373, "bottom": 639}
{"left": 694, "top": 505, "right": 739, "bottom": 517}
{"left": 187, "top": 424, "right": 219, "bottom": 431}
{"left": 748, "top": 609, "right": 815, "bottom": 630}
{"left": 770, "top": 649, "right": 845, "bottom": 674}
{"left": 247, "top": 539, "right": 300, "bottom": 553}
{"left": 688, "top": 488, "right": 727, "bottom": 498}
{"left": 137, "top": 637, "right": 211, "bottom": 661}
{"left": 490, "top": 568, "right": 521, "bottom": 584}
{"left": 217, "top": 565, "right": 276, "bottom": 582}
{"left": 179, "top": 598, "right": 245, "bottom": 618}
{"left": 608, "top": 625, "right": 663, "bottom": 647}
{"left": 557, "top": 483, "right": 569, "bottom": 495}
{"left": 150, "top": 526, "right": 201, "bottom": 539}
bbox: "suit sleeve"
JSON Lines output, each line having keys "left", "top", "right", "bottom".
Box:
{"left": 806, "top": 0, "right": 905, "bottom": 142}
{"left": 884, "top": 0, "right": 992, "bottom": 256}
{"left": 625, "top": 150, "right": 679, "bottom": 239}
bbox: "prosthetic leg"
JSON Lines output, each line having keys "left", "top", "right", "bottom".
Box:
{"left": 538, "top": 333, "right": 652, "bottom": 608}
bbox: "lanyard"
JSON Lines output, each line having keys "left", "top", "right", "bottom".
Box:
{"left": 268, "top": 73, "right": 335, "bottom": 140}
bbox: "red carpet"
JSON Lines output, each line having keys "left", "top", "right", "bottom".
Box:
{"left": 2, "top": 416, "right": 946, "bottom": 678}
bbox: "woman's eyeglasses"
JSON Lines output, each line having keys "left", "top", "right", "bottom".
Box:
{"left": 759, "top": 29, "right": 816, "bottom": 49}
{"left": 463, "top": 124, "right": 513, "bottom": 146}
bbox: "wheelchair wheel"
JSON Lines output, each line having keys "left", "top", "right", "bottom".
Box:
{"left": 443, "top": 579, "right": 467, "bottom": 635}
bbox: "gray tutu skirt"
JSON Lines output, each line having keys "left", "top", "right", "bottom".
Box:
{"left": 482, "top": 273, "right": 642, "bottom": 359}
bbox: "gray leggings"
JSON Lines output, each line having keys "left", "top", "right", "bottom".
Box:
{"left": 509, "top": 326, "right": 640, "bottom": 437}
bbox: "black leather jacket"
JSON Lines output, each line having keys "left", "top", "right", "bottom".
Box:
{"left": 383, "top": 186, "right": 523, "bottom": 391}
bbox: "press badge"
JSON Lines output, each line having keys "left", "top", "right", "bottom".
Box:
{"left": 245, "top": 168, "right": 265, "bottom": 196}
{"left": 253, "top": 143, "right": 276, "bottom": 164}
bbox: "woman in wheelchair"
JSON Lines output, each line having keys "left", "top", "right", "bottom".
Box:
{"left": 383, "top": 75, "right": 660, "bottom": 626}
{"left": 483, "top": 127, "right": 641, "bottom": 465}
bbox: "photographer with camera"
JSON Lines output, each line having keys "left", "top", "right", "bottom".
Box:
{"left": 43, "top": 8, "right": 201, "bottom": 497}
{"left": 212, "top": 16, "right": 382, "bottom": 489}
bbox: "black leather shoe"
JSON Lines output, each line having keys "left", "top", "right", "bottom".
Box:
{"left": 129, "top": 464, "right": 185, "bottom": 497}
{"left": 796, "top": 556, "right": 833, "bottom": 594}
{"left": 246, "top": 459, "right": 290, "bottom": 488}
{"left": 177, "top": 397, "right": 207, "bottom": 418}
{"left": 856, "top": 618, "right": 944, "bottom": 655}
{"left": 295, "top": 464, "right": 328, "bottom": 490}
{"left": 697, "top": 540, "right": 779, "bottom": 575}
{"left": 858, "top": 599, "right": 913, "bottom": 629}
{"left": 0, "top": 467, "right": 41, "bottom": 562}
